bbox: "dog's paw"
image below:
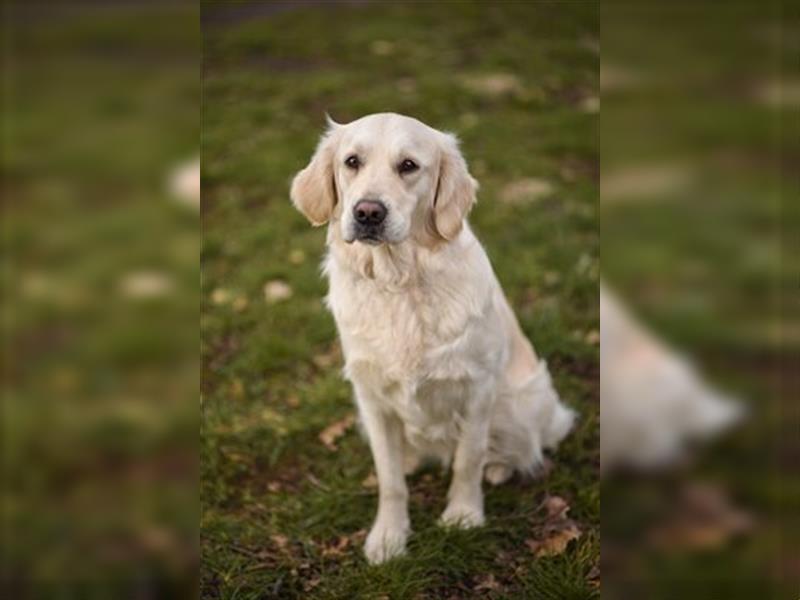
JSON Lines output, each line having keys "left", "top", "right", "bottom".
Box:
{"left": 484, "top": 463, "right": 514, "bottom": 486}
{"left": 439, "top": 503, "right": 485, "bottom": 529}
{"left": 364, "top": 520, "right": 409, "bottom": 565}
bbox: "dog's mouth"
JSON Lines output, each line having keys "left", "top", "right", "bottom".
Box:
{"left": 350, "top": 225, "right": 385, "bottom": 245}
{"left": 355, "top": 234, "right": 383, "bottom": 245}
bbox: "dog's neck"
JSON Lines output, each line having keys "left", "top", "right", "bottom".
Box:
{"left": 325, "top": 221, "right": 461, "bottom": 290}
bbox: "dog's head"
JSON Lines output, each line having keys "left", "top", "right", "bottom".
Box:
{"left": 290, "top": 113, "right": 478, "bottom": 245}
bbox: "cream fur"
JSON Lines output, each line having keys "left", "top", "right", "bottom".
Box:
{"left": 291, "top": 113, "right": 575, "bottom": 564}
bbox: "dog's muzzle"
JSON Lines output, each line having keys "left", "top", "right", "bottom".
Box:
{"left": 352, "top": 199, "right": 387, "bottom": 244}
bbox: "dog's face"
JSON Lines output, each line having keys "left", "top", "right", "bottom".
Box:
{"left": 291, "top": 113, "right": 478, "bottom": 245}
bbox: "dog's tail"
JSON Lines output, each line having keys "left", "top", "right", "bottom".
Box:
{"left": 531, "top": 361, "right": 577, "bottom": 450}
{"left": 488, "top": 360, "right": 576, "bottom": 481}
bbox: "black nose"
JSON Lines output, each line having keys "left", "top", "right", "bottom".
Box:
{"left": 353, "top": 200, "right": 387, "bottom": 226}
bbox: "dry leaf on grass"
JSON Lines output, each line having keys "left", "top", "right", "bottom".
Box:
{"left": 601, "top": 163, "right": 691, "bottom": 203}
{"left": 461, "top": 73, "right": 523, "bottom": 97}
{"left": 303, "top": 577, "right": 322, "bottom": 593}
{"left": 580, "top": 95, "right": 600, "bottom": 113}
{"left": 500, "top": 178, "right": 554, "bottom": 205}
{"left": 474, "top": 573, "right": 502, "bottom": 592}
{"left": 230, "top": 378, "right": 245, "bottom": 400}
{"left": 319, "top": 413, "right": 356, "bottom": 451}
{"left": 119, "top": 271, "right": 174, "bottom": 299}
{"left": 350, "top": 529, "right": 368, "bottom": 544}
{"left": 232, "top": 295, "right": 249, "bottom": 312}
{"left": 210, "top": 287, "right": 232, "bottom": 306}
{"left": 271, "top": 534, "right": 289, "bottom": 549}
{"left": 288, "top": 249, "right": 306, "bottom": 265}
{"left": 587, "top": 564, "right": 600, "bottom": 588}
{"left": 370, "top": 40, "right": 395, "bottom": 56}
{"left": 321, "top": 535, "right": 351, "bottom": 557}
{"left": 312, "top": 343, "right": 342, "bottom": 369}
{"left": 168, "top": 157, "right": 200, "bottom": 209}
{"left": 263, "top": 280, "right": 293, "bottom": 303}
{"left": 647, "top": 482, "right": 755, "bottom": 551}
{"left": 584, "top": 329, "right": 600, "bottom": 345}
{"left": 361, "top": 472, "right": 378, "bottom": 488}
{"left": 525, "top": 495, "right": 583, "bottom": 558}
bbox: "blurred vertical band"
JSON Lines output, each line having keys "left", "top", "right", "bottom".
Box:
{"left": 601, "top": 0, "right": 798, "bottom": 597}
{"left": 2, "top": 1, "right": 199, "bottom": 594}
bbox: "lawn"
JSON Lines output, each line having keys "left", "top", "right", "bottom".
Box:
{"left": 600, "top": 3, "right": 799, "bottom": 598}
{"left": 201, "top": 2, "right": 599, "bottom": 598}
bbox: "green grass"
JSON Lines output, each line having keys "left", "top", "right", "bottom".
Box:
{"left": 2, "top": 3, "right": 199, "bottom": 587}
{"left": 201, "top": 2, "right": 598, "bottom": 598}
{"left": 600, "top": 3, "right": 798, "bottom": 598}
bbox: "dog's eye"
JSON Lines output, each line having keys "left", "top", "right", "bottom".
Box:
{"left": 345, "top": 155, "right": 360, "bottom": 169}
{"left": 398, "top": 159, "right": 418, "bottom": 174}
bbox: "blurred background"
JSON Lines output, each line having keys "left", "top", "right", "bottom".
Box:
{"left": 601, "top": 1, "right": 798, "bottom": 598}
{"left": 202, "top": 1, "right": 598, "bottom": 598}
{"left": 2, "top": 0, "right": 199, "bottom": 594}
{"left": 3, "top": 0, "right": 796, "bottom": 598}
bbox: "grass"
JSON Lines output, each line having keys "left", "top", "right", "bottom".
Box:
{"left": 201, "top": 2, "right": 599, "bottom": 598}
{"left": 600, "top": 3, "right": 799, "bottom": 598}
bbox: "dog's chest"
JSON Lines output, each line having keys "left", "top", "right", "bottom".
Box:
{"left": 332, "top": 277, "right": 471, "bottom": 377}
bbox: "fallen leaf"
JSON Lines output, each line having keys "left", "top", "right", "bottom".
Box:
{"left": 647, "top": 482, "right": 755, "bottom": 551}
{"left": 319, "top": 414, "right": 356, "bottom": 450}
{"left": 461, "top": 73, "right": 523, "bottom": 97}
{"left": 232, "top": 295, "right": 249, "bottom": 312}
{"left": 230, "top": 378, "right": 245, "bottom": 400}
{"left": 119, "top": 271, "right": 173, "bottom": 299}
{"left": 312, "top": 343, "right": 341, "bottom": 369}
{"left": 288, "top": 249, "right": 306, "bottom": 265}
{"left": 370, "top": 39, "right": 395, "bottom": 56}
{"left": 211, "top": 287, "right": 232, "bottom": 305}
{"left": 580, "top": 95, "right": 600, "bottom": 113}
{"left": 260, "top": 408, "right": 287, "bottom": 435}
{"left": 350, "top": 529, "right": 368, "bottom": 543}
{"left": 168, "top": 157, "right": 200, "bottom": 210}
{"left": 587, "top": 564, "right": 600, "bottom": 588}
{"left": 542, "top": 494, "right": 570, "bottom": 519}
{"left": 525, "top": 494, "right": 583, "bottom": 558}
{"left": 321, "top": 535, "right": 350, "bottom": 557}
{"left": 752, "top": 79, "right": 800, "bottom": 108}
{"left": 526, "top": 523, "right": 581, "bottom": 557}
{"left": 270, "top": 534, "right": 289, "bottom": 550}
{"left": 474, "top": 573, "right": 502, "bottom": 591}
{"left": 263, "top": 280, "right": 293, "bottom": 303}
{"left": 600, "top": 62, "right": 643, "bottom": 92}
{"left": 543, "top": 270, "right": 561, "bottom": 287}
{"left": 361, "top": 473, "right": 378, "bottom": 488}
{"left": 500, "top": 178, "right": 554, "bottom": 205}
{"left": 601, "top": 163, "right": 691, "bottom": 203}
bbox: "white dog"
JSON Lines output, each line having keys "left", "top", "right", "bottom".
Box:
{"left": 290, "top": 113, "right": 575, "bottom": 564}
{"left": 600, "top": 284, "right": 742, "bottom": 471}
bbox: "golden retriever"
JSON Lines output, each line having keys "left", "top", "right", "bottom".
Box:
{"left": 290, "top": 113, "right": 575, "bottom": 564}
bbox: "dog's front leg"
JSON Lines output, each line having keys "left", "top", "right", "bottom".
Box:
{"left": 355, "top": 384, "right": 410, "bottom": 564}
{"left": 441, "top": 383, "right": 493, "bottom": 528}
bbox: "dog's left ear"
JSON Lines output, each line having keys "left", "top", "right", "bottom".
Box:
{"left": 290, "top": 122, "right": 341, "bottom": 226}
{"left": 431, "top": 133, "right": 479, "bottom": 241}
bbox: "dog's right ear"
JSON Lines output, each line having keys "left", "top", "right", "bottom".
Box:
{"left": 290, "top": 123, "right": 340, "bottom": 226}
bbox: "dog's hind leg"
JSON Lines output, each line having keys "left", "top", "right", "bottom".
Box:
{"left": 484, "top": 462, "right": 514, "bottom": 486}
